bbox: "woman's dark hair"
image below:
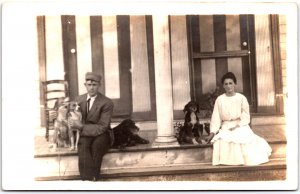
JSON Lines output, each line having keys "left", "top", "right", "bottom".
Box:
{"left": 221, "top": 72, "right": 237, "bottom": 84}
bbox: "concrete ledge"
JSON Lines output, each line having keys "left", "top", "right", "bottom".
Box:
{"left": 35, "top": 158, "right": 286, "bottom": 181}
{"left": 34, "top": 143, "right": 286, "bottom": 181}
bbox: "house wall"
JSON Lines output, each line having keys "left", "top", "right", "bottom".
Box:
{"left": 35, "top": 15, "right": 287, "bottom": 131}
{"left": 279, "top": 15, "right": 287, "bottom": 114}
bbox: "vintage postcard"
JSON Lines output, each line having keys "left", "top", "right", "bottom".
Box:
{"left": 1, "top": 0, "right": 298, "bottom": 191}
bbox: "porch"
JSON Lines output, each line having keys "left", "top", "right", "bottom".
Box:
{"left": 34, "top": 115, "right": 286, "bottom": 181}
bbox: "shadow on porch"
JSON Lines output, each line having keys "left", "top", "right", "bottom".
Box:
{"left": 34, "top": 115, "right": 287, "bottom": 181}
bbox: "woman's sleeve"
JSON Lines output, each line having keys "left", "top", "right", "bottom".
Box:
{"left": 238, "top": 95, "right": 250, "bottom": 126}
{"left": 210, "top": 97, "right": 222, "bottom": 134}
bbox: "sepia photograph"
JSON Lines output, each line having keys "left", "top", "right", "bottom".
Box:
{"left": 1, "top": 0, "right": 298, "bottom": 191}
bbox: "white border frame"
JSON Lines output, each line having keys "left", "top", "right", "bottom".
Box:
{"left": 1, "top": 0, "right": 298, "bottom": 191}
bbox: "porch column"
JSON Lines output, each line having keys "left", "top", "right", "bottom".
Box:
{"left": 152, "top": 15, "right": 178, "bottom": 145}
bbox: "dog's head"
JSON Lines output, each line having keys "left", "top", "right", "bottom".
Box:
{"left": 120, "top": 119, "right": 140, "bottom": 135}
{"left": 54, "top": 97, "right": 70, "bottom": 109}
{"left": 183, "top": 101, "right": 199, "bottom": 114}
{"left": 54, "top": 97, "right": 70, "bottom": 120}
{"left": 69, "top": 101, "right": 80, "bottom": 112}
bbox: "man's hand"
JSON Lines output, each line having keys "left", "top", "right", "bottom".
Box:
{"left": 68, "top": 119, "right": 84, "bottom": 130}
{"left": 49, "top": 110, "right": 58, "bottom": 121}
{"left": 204, "top": 132, "right": 215, "bottom": 143}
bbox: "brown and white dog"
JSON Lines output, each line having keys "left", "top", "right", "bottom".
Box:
{"left": 67, "top": 101, "right": 82, "bottom": 151}
{"left": 177, "top": 101, "right": 203, "bottom": 144}
{"left": 50, "top": 97, "right": 70, "bottom": 150}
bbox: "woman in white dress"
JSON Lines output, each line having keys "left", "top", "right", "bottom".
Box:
{"left": 205, "top": 72, "right": 272, "bottom": 166}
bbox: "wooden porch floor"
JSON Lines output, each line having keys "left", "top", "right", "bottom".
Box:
{"left": 34, "top": 123, "right": 286, "bottom": 157}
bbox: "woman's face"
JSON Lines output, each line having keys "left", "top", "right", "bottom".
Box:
{"left": 223, "top": 78, "right": 236, "bottom": 95}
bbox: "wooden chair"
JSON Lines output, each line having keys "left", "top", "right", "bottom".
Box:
{"left": 42, "top": 80, "right": 69, "bottom": 141}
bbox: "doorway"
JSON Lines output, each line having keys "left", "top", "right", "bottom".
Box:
{"left": 188, "top": 15, "right": 257, "bottom": 112}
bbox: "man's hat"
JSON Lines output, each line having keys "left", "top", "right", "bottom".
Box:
{"left": 85, "top": 72, "right": 101, "bottom": 82}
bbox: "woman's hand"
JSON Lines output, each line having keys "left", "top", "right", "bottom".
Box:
{"left": 228, "top": 124, "right": 239, "bottom": 131}
{"left": 205, "top": 132, "right": 215, "bottom": 143}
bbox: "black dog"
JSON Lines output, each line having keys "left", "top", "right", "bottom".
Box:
{"left": 112, "top": 119, "right": 149, "bottom": 149}
{"left": 178, "top": 101, "right": 203, "bottom": 144}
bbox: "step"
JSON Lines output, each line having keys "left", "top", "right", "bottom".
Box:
{"left": 34, "top": 124, "right": 286, "bottom": 181}
{"left": 34, "top": 141, "right": 286, "bottom": 181}
{"left": 35, "top": 158, "right": 286, "bottom": 181}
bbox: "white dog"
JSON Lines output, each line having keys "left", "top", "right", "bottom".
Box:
{"left": 67, "top": 101, "right": 82, "bottom": 151}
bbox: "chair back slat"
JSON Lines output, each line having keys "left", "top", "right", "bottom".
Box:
{"left": 42, "top": 80, "right": 69, "bottom": 141}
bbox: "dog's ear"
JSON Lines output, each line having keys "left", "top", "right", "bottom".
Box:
{"left": 122, "top": 119, "right": 133, "bottom": 128}
{"left": 53, "top": 99, "right": 59, "bottom": 110}
{"left": 183, "top": 103, "right": 189, "bottom": 113}
{"left": 196, "top": 103, "right": 200, "bottom": 113}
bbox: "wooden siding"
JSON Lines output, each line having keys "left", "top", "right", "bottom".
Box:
{"left": 279, "top": 15, "right": 287, "bottom": 115}
{"left": 255, "top": 15, "right": 275, "bottom": 108}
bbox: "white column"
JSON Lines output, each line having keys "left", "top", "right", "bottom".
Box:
{"left": 152, "top": 15, "right": 178, "bottom": 145}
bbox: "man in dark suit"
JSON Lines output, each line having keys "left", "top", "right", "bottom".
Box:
{"left": 69, "top": 72, "right": 114, "bottom": 181}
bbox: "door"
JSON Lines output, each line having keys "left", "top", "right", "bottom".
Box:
{"left": 188, "top": 14, "right": 257, "bottom": 112}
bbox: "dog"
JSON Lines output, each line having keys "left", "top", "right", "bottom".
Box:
{"left": 50, "top": 97, "right": 70, "bottom": 150}
{"left": 177, "top": 101, "right": 203, "bottom": 145}
{"left": 67, "top": 101, "right": 82, "bottom": 151}
{"left": 112, "top": 119, "right": 149, "bottom": 149}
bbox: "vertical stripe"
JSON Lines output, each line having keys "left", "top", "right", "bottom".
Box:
{"left": 226, "top": 15, "right": 243, "bottom": 93}
{"left": 75, "top": 16, "right": 92, "bottom": 95}
{"left": 255, "top": 15, "right": 275, "bottom": 106}
{"left": 170, "top": 16, "right": 191, "bottom": 110}
{"left": 213, "top": 15, "right": 228, "bottom": 86}
{"left": 227, "top": 58, "right": 243, "bottom": 93}
{"left": 116, "top": 15, "right": 132, "bottom": 115}
{"left": 61, "top": 15, "right": 78, "bottom": 99}
{"left": 37, "top": 16, "right": 46, "bottom": 126}
{"left": 270, "top": 15, "right": 284, "bottom": 114}
{"left": 130, "top": 16, "right": 151, "bottom": 112}
{"left": 199, "top": 15, "right": 216, "bottom": 94}
{"left": 226, "top": 15, "right": 241, "bottom": 51}
{"left": 90, "top": 16, "right": 105, "bottom": 94}
{"left": 45, "top": 16, "right": 68, "bottom": 101}
{"left": 45, "top": 16, "right": 64, "bottom": 80}
{"left": 201, "top": 61, "right": 217, "bottom": 94}
{"left": 240, "top": 15, "right": 253, "bottom": 104}
{"left": 146, "top": 15, "right": 157, "bottom": 118}
{"left": 199, "top": 16, "right": 215, "bottom": 52}
{"left": 102, "top": 16, "right": 120, "bottom": 99}
{"left": 190, "top": 15, "right": 202, "bottom": 101}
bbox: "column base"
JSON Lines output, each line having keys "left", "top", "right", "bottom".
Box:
{"left": 152, "top": 136, "right": 179, "bottom": 148}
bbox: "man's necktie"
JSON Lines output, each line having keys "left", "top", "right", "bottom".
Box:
{"left": 86, "top": 98, "right": 91, "bottom": 115}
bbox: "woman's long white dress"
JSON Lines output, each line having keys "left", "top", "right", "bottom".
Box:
{"left": 210, "top": 93, "right": 272, "bottom": 166}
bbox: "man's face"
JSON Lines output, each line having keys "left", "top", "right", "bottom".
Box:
{"left": 84, "top": 80, "right": 100, "bottom": 97}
